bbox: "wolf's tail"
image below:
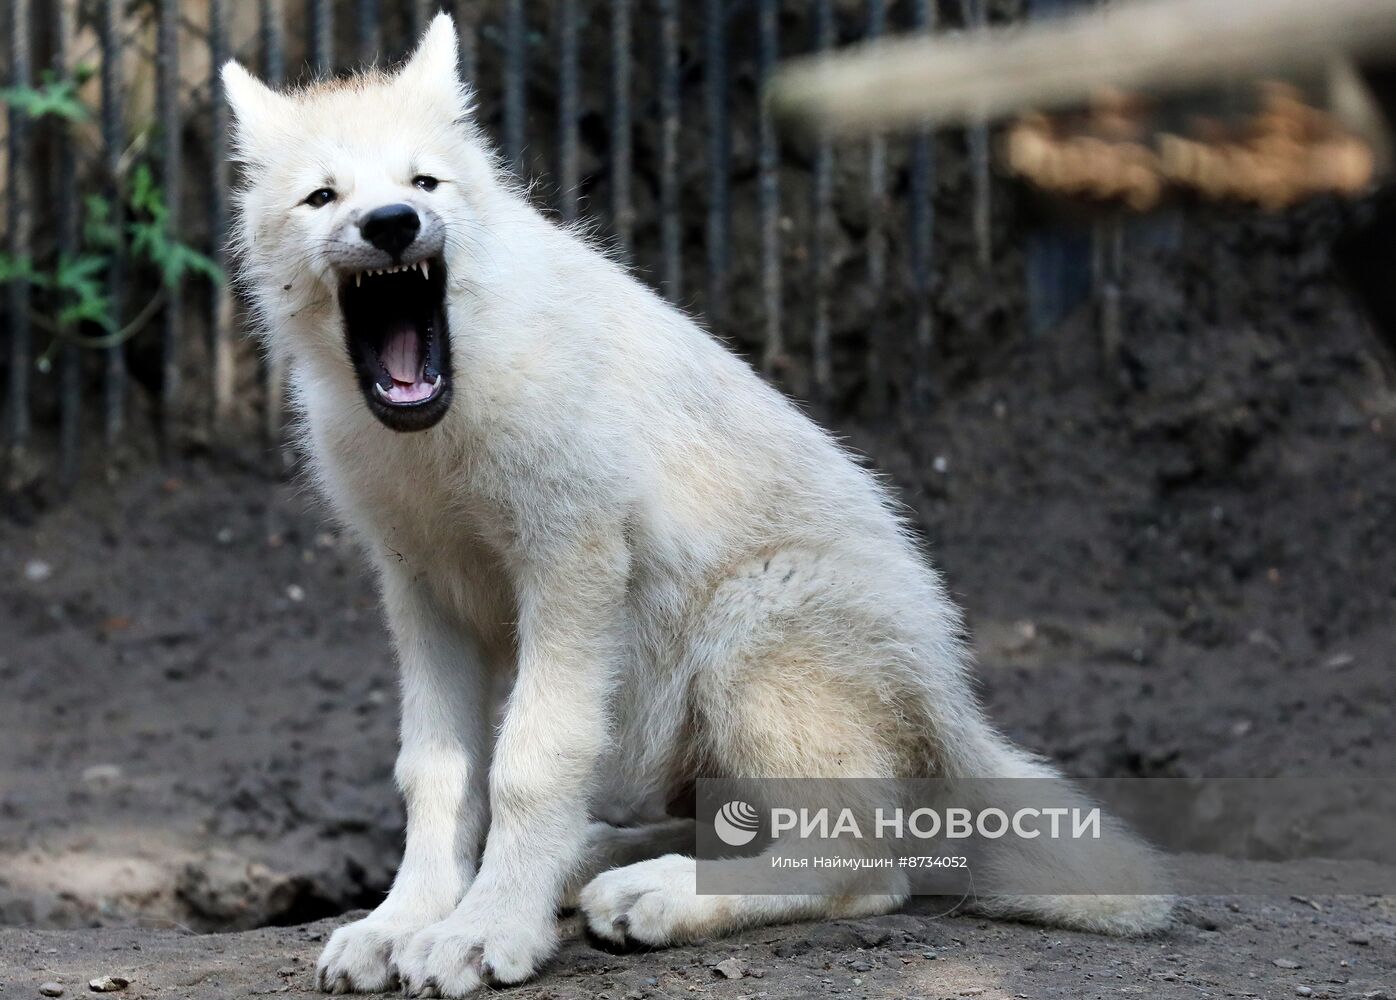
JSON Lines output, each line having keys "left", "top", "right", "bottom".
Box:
{"left": 932, "top": 721, "right": 1175, "bottom": 937}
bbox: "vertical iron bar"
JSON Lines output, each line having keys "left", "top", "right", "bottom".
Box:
{"left": 658, "top": 0, "right": 682, "bottom": 302}
{"left": 262, "top": 0, "right": 286, "bottom": 85}
{"left": 1023, "top": 0, "right": 1091, "bottom": 334}
{"left": 962, "top": 0, "right": 992, "bottom": 267}
{"left": 261, "top": 0, "right": 286, "bottom": 449}
{"left": 864, "top": 0, "right": 888, "bottom": 414}
{"left": 408, "top": 0, "right": 435, "bottom": 38}
{"left": 308, "top": 0, "right": 333, "bottom": 74}
{"left": 157, "top": 0, "right": 181, "bottom": 438}
{"left": 1025, "top": 226, "right": 1091, "bottom": 336}
{"left": 358, "top": 0, "right": 381, "bottom": 64}
{"left": 908, "top": 0, "right": 936, "bottom": 412}
{"left": 5, "top": 0, "right": 32, "bottom": 466}
{"left": 100, "top": 0, "right": 126, "bottom": 447}
{"left": 1095, "top": 217, "right": 1124, "bottom": 368}
{"left": 1095, "top": 0, "right": 1124, "bottom": 367}
{"left": 55, "top": 0, "right": 80, "bottom": 487}
{"left": 704, "top": 0, "right": 728, "bottom": 329}
{"left": 502, "top": 0, "right": 526, "bottom": 174}
{"left": 210, "top": 0, "right": 234, "bottom": 433}
{"left": 610, "top": 0, "right": 633, "bottom": 258}
{"left": 810, "top": 0, "right": 834, "bottom": 403}
{"left": 558, "top": 0, "right": 580, "bottom": 222}
{"left": 456, "top": 3, "right": 478, "bottom": 91}
{"left": 757, "top": 0, "right": 781, "bottom": 374}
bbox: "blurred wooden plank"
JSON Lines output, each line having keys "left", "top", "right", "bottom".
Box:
{"left": 769, "top": 0, "right": 1396, "bottom": 135}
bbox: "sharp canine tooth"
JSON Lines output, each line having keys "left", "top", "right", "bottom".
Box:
{"left": 355, "top": 272, "right": 361, "bottom": 287}
{"left": 420, "top": 261, "right": 429, "bottom": 279}
{"left": 373, "top": 383, "right": 389, "bottom": 400}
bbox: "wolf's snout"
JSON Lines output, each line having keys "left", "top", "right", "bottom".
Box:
{"left": 360, "top": 203, "right": 421, "bottom": 258}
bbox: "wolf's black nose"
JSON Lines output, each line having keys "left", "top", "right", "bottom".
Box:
{"left": 360, "top": 203, "right": 421, "bottom": 258}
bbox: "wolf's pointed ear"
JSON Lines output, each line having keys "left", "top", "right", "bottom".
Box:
{"left": 222, "top": 61, "right": 292, "bottom": 160}
{"left": 397, "top": 12, "right": 472, "bottom": 120}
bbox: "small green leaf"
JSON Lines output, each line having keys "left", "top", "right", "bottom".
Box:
{"left": 58, "top": 295, "right": 117, "bottom": 332}
{"left": 83, "top": 195, "right": 121, "bottom": 251}
{"left": 0, "top": 253, "right": 41, "bottom": 284}
{"left": 0, "top": 71, "right": 88, "bottom": 122}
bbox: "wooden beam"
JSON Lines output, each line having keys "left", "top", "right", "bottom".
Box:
{"left": 769, "top": 0, "right": 1396, "bottom": 135}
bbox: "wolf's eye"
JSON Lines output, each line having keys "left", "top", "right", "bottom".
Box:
{"left": 413, "top": 175, "right": 439, "bottom": 192}
{"left": 303, "top": 188, "right": 336, "bottom": 208}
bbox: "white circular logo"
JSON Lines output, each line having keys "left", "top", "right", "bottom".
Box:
{"left": 714, "top": 800, "right": 761, "bottom": 846}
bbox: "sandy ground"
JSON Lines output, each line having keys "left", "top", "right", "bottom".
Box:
{"left": 1, "top": 897, "right": 1393, "bottom": 1000}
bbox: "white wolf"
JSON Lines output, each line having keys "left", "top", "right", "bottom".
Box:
{"left": 223, "top": 14, "right": 1170, "bottom": 997}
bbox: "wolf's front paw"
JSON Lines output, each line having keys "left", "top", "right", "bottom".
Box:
{"left": 580, "top": 853, "right": 709, "bottom": 946}
{"left": 397, "top": 902, "right": 557, "bottom": 997}
{"left": 316, "top": 912, "right": 429, "bottom": 994}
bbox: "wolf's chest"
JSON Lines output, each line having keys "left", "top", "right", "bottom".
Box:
{"left": 316, "top": 426, "right": 519, "bottom": 643}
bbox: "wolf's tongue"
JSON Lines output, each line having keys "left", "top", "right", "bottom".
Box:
{"left": 381, "top": 324, "right": 422, "bottom": 383}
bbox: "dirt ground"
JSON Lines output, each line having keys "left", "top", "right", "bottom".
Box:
{"left": 3, "top": 201, "right": 1396, "bottom": 994}
{"left": 1, "top": 897, "right": 1393, "bottom": 1000}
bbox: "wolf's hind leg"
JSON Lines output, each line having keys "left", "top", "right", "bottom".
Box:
{"left": 582, "top": 550, "right": 920, "bottom": 945}
{"left": 580, "top": 852, "right": 906, "bottom": 947}
{"left": 561, "top": 817, "right": 697, "bottom": 909}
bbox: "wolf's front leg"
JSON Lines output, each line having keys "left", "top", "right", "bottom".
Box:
{"left": 398, "top": 529, "right": 629, "bottom": 998}
{"left": 318, "top": 569, "right": 491, "bottom": 995}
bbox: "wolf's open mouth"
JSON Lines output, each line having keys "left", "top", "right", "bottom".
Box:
{"left": 339, "top": 257, "right": 452, "bottom": 432}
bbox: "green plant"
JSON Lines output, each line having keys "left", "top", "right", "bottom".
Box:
{"left": 0, "top": 70, "right": 221, "bottom": 371}
{"left": 0, "top": 69, "right": 90, "bottom": 122}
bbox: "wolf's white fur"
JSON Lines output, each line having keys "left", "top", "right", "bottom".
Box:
{"left": 223, "top": 15, "right": 1171, "bottom": 997}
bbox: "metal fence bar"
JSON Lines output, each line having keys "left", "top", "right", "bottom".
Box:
{"left": 610, "top": 0, "right": 633, "bottom": 258}
{"left": 409, "top": 0, "right": 435, "bottom": 38}
{"left": 1023, "top": 0, "right": 1092, "bottom": 334}
{"left": 864, "top": 0, "right": 888, "bottom": 413}
{"left": 157, "top": 0, "right": 181, "bottom": 437}
{"left": 658, "top": 0, "right": 682, "bottom": 302}
{"left": 210, "top": 0, "right": 235, "bottom": 433}
{"left": 99, "top": 0, "right": 126, "bottom": 447}
{"left": 5, "top": 0, "right": 32, "bottom": 465}
{"left": 456, "top": 4, "right": 478, "bottom": 89}
{"left": 908, "top": 0, "right": 937, "bottom": 411}
{"left": 705, "top": 0, "right": 729, "bottom": 328}
{"left": 1093, "top": 0, "right": 1124, "bottom": 366}
{"left": 503, "top": 0, "right": 526, "bottom": 174}
{"left": 358, "top": 0, "right": 381, "bottom": 64}
{"left": 558, "top": 0, "right": 580, "bottom": 222}
{"left": 757, "top": 0, "right": 782, "bottom": 374}
{"left": 1094, "top": 218, "right": 1124, "bottom": 366}
{"left": 1025, "top": 226, "right": 1091, "bottom": 336}
{"left": 810, "top": 0, "right": 835, "bottom": 402}
{"left": 260, "top": 0, "right": 287, "bottom": 449}
{"left": 54, "top": 0, "right": 80, "bottom": 486}
{"left": 962, "top": 0, "right": 993, "bottom": 268}
{"left": 261, "top": 0, "right": 286, "bottom": 85}
{"left": 309, "top": 0, "right": 333, "bottom": 74}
